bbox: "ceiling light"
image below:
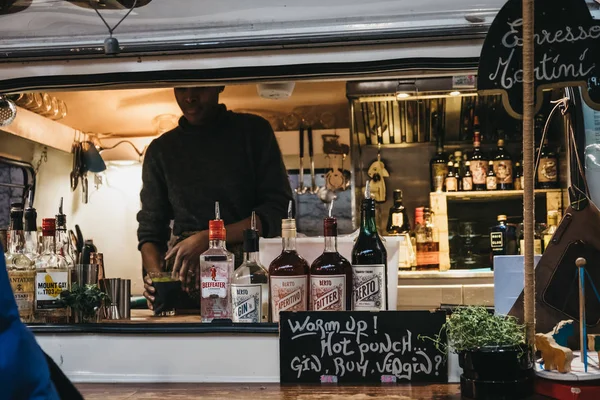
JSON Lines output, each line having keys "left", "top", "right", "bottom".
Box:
{"left": 396, "top": 93, "right": 411, "bottom": 99}
{"left": 450, "top": 91, "right": 461, "bottom": 96}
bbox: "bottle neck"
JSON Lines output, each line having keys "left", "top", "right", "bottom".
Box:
{"left": 360, "top": 201, "right": 378, "bottom": 236}
{"left": 393, "top": 199, "right": 403, "bottom": 208}
{"left": 41, "top": 235, "right": 56, "bottom": 254}
{"left": 8, "top": 229, "right": 25, "bottom": 254}
{"left": 282, "top": 236, "right": 297, "bottom": 251}
{"left": 324, "top": 236, "right": 338, "bottom": 253}
{"left": 209, "top": 238, "right": 226, "bottom": 249}
{"left": 24, "top": 231, "right": 38, "bottom": 255}
{"left": 243, "top": 251, "right": 260, "bottom": 263}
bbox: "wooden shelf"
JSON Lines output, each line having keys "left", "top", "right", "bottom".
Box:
{"left": 437, "top": 188, "right": 562, "bottom": 201}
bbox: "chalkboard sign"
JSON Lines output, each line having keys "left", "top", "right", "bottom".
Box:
{"left": 279, "top": 311, "right": 447, "bottom": 384}
{"left": 477, "top": 0, "right": 600, "bottom": 118}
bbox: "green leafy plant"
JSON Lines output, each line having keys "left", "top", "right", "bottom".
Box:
{"left": 59, "top": 283, "right": 109, "bottom": 323}
{"left": 421, "top": 306, "right": 526, "bottom": 354}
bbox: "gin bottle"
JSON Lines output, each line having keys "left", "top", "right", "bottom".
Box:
{"left": 200, "top": 202, "right": 234, "bottom": 322}
{"left": 55, "top": 198, "right": 75, "bottom": 268}
{"left": 231, "top": 212, "right": 269, "bottom": 323}
{"left": 35, "top": 218, "right": 70, "bottom": 323}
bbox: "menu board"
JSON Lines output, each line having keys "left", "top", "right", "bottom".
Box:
{"left": 279, "top": 311, "right": 447, "bottom": 384}
{"left": 477, "top": 0, "right": 600, "bottom": 118}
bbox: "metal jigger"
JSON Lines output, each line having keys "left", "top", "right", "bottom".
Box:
{"left": 103, "top": 278, "right": 121, "bottom": 320}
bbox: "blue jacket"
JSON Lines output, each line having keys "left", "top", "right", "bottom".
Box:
{"left": 0, "top": 244, "right": 59, "bottom": 400}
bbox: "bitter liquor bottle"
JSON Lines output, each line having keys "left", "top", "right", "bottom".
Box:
{"left": 536, "top": 138, "right": 559, "bottom": 189}
{"left": 386, "top": 189, "right": 411, "bottom": 235}
{"left": 445, "top": 161, "right": 458, "bottom": 192}
{"left": 462, "top": 161, "right": 474, "bottom": 191}
{"left": 415, "top": 207, "right": 440, "bottom": 271}
{"left": 352, "top": 181, "right": 388, "bottom": 311}
{"left": 486, "top": 160, "right": 497, "bottom": 190}
{"left": 493, "top": 139, "right": 513, "bottom": 190}
{"left": 35, "top": 218, "right": 70, "bottom": 324}
{"left": 6, "top": 202, "right": 36, "bottom": 322}
{"left": 469, "top": 125, "right": 488, "bottom": 191}
{"left": 231, "top": 212, "right": 269, "bottom": 323}
{"left": 310, "top": 214, "right": 352, "bottom": 311}
{"left": 269, "top": 201, "right": 309, "bottom": 323}
{"left": 200, "top": 202, "right": 234, "bottom": 322}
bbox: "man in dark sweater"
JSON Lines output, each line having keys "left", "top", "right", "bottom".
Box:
{"left": 138, "top": 86, "right": 293, "bottom": 307}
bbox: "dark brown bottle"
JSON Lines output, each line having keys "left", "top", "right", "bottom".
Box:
{"left": 352, "top": 181, "right": 388, "bottom": 311}
{"left": 310, "top": 217, "right": 352, "bottom": 311}
{"left": 493, "top": 139, "right": 514, "bottom": 190}
{"left": 386, "top": 189, "right": 411, "bottom": 234}
{"left": 268, "top": 214, "right": 309, "bottom": 323}
{"left": 469, "top": 121, "right": 488, "bottom": 191}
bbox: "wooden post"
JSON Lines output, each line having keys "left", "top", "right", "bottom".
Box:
{"left": 522, "top": 0, "right": 536, "bottom": 344}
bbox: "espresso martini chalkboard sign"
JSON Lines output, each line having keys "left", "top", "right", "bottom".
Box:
{"left": 279, "top": 311, "right": 447, "bottom": 384}
{"left": 477, "top": 0, "right": 600, "bottom": 118}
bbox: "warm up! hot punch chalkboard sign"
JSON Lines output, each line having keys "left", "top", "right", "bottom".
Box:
{"left": 279, "top": 311, "right": 447, "bottom": 384}
{"left": 477, "top": 0, "right": 600, "bottom": 118}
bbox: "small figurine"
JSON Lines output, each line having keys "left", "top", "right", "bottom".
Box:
{"left": 535, "top": 333, "right": 574, "bottom": 373}
{"left": 367, "top": 160, "right": 389, "bottom": 203}
{"left": 549, "top": 320, "right": 574, "bottom": 347}
{"left": 587, "top": 334, "right": 600, "bottom": 360}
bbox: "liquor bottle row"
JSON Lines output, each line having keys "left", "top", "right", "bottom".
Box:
{"left": 198, "top": 182, "right": 388, "bottom": 324}
{"left": 430, "top": 117, "right": 559, "bottom": 192}
{"left": 489, "top": 210, "right": 559, "bottom": 268}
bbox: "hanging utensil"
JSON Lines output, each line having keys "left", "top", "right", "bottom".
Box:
{"left": 295, "top": 127, "right": 307, "bottom": 195}
{"left": 367, "top": 134, "right": 389, "bottom": 203}
{"left": 81, "top": 140, "right": 106, "bottom": 173}
{"left": 360, "top": 102, "right": 371, "bottom": 146}
{"left": 0, "top": 95, "right": 17, "bottom": 127}
{"left": 325, "top": 155, "right": 345, "bottom": 192}
{"left": 389, "top": 101, "right": 396, "bottom": 144}
{"left": 307, "top": 126, "right": 318, "bottom": 194}
{"left": 70, "top": 139, "right": 81, "bottom": 191}
{"left": 75, "top": 225, "right": 84, "bottom": 254}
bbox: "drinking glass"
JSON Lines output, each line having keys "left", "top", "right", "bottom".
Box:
{"left": 148, "top": 271, "right": 182, "bottom": 317}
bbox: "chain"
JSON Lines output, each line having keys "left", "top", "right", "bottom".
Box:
{"left": 34, "top": 146, "right": 48, "bottom": 175}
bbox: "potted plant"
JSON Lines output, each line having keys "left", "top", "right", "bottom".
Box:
{"left": 423, "top": 306, "right": 534, "bottom": 400}
{"left": 59, "top": 283, "right": 109, "bottom": 323}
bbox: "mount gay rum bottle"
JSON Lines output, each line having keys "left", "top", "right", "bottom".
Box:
{"left": 352, "top": 181, "right": 388, "bottom": 311}
{"left": 231, "top": 212, "right": 269, "bottom": 323}
{"left": 200, "top": 202, "right": 234, "bottom": 322}
{"left": 269, "top": 201, "right": 309, "bottom": 323}
{"left": 310, "top": 208, "right": 352, "bottom": 311}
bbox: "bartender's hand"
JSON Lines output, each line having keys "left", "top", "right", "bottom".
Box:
{"left": 143, "top": 276, "right": 155, "bottom": 310}
{"left": 166, "top": 231, "right": 209, "bottom": 291}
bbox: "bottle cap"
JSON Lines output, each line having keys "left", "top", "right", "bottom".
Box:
{"left": 209, "top": 219, "right": 226, "bottom": 241}
{"left": 42, "top": 218, "right": 56, "bottom": 236}
{"left": 454, "top": 151, "right": 462, "bottom": 157}
{"left": 282, "top": 218, "right": 297, "bottom": 239}
{"left": 393, "top": 189, "right": 403, "bottom": 201}
{"left": 474, "top": 116, "right": 480, "bottom": 125}
{"left": 448, "top": 161, "right": 454, "bottom": 167}
{"left": 497, "top": 215, "right": 507, "bottom": 222}
{"left": 465, "top": 161, "right": 471, "bottom": 166}
{"left": 324, "top": 217, "right": 337, "bottom": 237}
{"left": 488, "top": 160, "right": 494, "bottom": 165}
{"left": 497, "top": 139, "right": 505, "bottom": 147}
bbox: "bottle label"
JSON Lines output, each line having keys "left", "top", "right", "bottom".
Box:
{"left": 490, "top": 232, "right": 504, "bottom": 249}
{"left": 231, "top": 284, "right": 262, "bottom": 323}
{"left": 35, "top": 271, "right": 69, "bottom": 309}
{"left": 486, "top": 176, "right": 497, "bottom": 190}
{"left": 9, "top": 270, "right": 35, "bottom": 318}
{"left": 494, "top": 160, "right": 513, "bottom": 184}
{"left": 352, "top": 265, "right": 386, "bottom": 311}
{"left": 520, "top": 239, "right": 543, "bottom": 255}
{"left": 462, "top": 176, "right": 473, "bottom": 191}
{"left": 514, "top": 176, "right": 522, "bottom": 190}
{"left": 310, "top": 275, "right": 346, "bottom": 311}
{"left": 201, "top": 261, "right": 230, "bottom": 299}
{"left": 470, "top": 161, "right": 488, "bottom": 184}
{"left": 271, "top": 275, "right": 307, "bottom": 322}
{"left": 445, "top": 177, "right": 458, "bottom": 192}
{"left": 392, "top": 213, "right": 404, "bottom": 228}
{"left": 538, "top": 157, "right": 558, "bottom": 182}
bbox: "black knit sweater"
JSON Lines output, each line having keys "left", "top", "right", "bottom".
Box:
{"left": 137, "top": 106, "right": 293, "bottom": 250}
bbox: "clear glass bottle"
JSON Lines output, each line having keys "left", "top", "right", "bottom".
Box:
{"left": 415, "top": 207, "right": 440, "bottom": 271}
{"left": 200, "top": 202, "right": 234, "bottom": 322}
{"left": 542, "top": 210, "right": 559, "bottom": 252}
{"left": 469, "top": 124, "right": 488, "bottom": 191}
{"left": 462, "top": 161, "right": 473, "bottom": 191}
{"left": 55, "top": 197, "right": 75, "bottom": 268}
{"left": 445, "top": 161, "right": 458, "bottom": 192}
{"left": 231, "top": 212, "right": 269, "bottom": 323}
{"left": 352, "top": 181, "right": 388, "bottom": 311}
{"left": 486, "top": 160, "right": 497, "bottom": 190}
{"left": 269, "top": 201, "right": 309, "bottom": 323}
{"left": 493, "top": 139, "right": 514, "bottom": 190}
{"left": 386, "top": 189, "right": 411, "bottom": 235}
{"left": 35, "top": 218, "right": 70, "bottom": 324}
{"left": 310, "top": 215, "right": 352, "bottom": 311}
{"left": 23, "top": 201, "right": 39, "bottom": 262}
{"left": 6, "top": 202, "right": 36, "bottom": 323}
